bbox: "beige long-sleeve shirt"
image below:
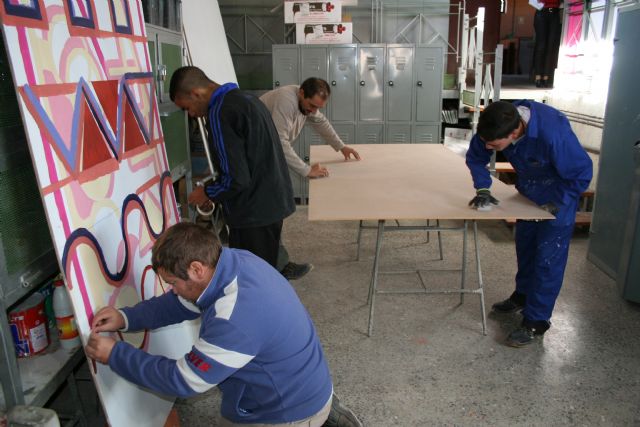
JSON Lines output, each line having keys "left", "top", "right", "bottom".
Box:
{"left": 260, "top": 85, "right": 344, "bottom": 177}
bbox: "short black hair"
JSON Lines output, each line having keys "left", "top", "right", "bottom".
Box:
{"left": 300, "top": 77, "right": 331, "bottom": 100}
{"left": 477, "top": 101, "right": 521, "bottom": 141}
{"left": 169, "top": 66, "right": 212, "bottom": 102}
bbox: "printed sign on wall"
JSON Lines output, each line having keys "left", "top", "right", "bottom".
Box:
{"left": 296, "top": 22, "right": 353, "bottom": 44}
{"left": 285, "top": 1, "right": 342, "bottom": 23}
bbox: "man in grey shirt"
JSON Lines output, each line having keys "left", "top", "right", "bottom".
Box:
{"left": 260, "top": 78, "right": 361, "bottom": 279}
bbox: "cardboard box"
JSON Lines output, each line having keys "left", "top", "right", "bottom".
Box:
{"left": 296, "top": 23, "right": 352, "bottom": 44}
{"left": 285, "top": 1, "right": 342, "bottom": 24}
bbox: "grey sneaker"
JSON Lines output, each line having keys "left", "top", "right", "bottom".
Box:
{"left": 280, "top": 262, "right": 313, "bottom": 280}
{"left": 506, "top": 321, "right": 550, "bottom": 348}
{"left": 323, "top": 394, "right": 363, "bottom": 427}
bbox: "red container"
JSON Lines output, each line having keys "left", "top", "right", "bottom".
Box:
{"left": 9, "top": 293, "right": 50, "bottom": 357}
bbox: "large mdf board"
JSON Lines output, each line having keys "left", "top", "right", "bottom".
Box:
{"left": 309, "top": 144, "right": 553, "bottom": 221}
{"left": 182, "top": 0, "right": 236, "bottom": 84}
{"left": 0, "top": 1, "right": 196, "bottom": 425}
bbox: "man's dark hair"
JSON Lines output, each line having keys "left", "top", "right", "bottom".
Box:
{"left": 477, "top": 101, "right": 521, "bottom": 142}
{"left": 169, "top": 66, "right": 212, "bottom": 102}
{"left": 152, "top": 222, "right": 222, "bottom": 280}
{"left": 300, "top": 77, "right": 331, "bottom": 100}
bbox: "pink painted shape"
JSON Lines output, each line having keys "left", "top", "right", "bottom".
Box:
{"left": 72, "top": 0, "right": 90, "bottom": 19}
{"left": 72, "top": 251, "right": 94, "bottom": 321}
{"left": 17, "top": 27, "right": 37, "bottom": 86}
{"left": 60, "top": 37, "right": 93, "bottom": 82}
{"left": 88, "top": 39, "right": 108, "bottom": 80}
{"left": 127, "top": 151, "right": 156, "bottom": 172}
{"left": 68, "top": 181, "right": 95, "bottom": 219}
{"left": 46, "top": 92, "right": 76, "bottom": 152}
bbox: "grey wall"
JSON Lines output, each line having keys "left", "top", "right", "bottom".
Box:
{"left": 218, "top": 0, "right": 451, "bottom": 90}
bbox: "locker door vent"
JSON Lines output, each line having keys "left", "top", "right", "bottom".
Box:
{"left": 279, "top": 58, "right": 295, "bottom": 71}
{"left": 421, "top": 57, "right": 436, "bottom": 71}
{"left": 418, "top": 134, "right": 434, "bottom": 143}
{"left": 365, "top": 133, "right": 378, "bottom": 143}
{"left": 394, "top": 57, "right": 406, "bottom": 71}
{"left": 366, "top": 56, "right": 378, "bottom": 70}
{"left": 337, "top": 56, "right": 351, "bottom": 71}
{"left": 392, "top": 133, "right": 408, "bottom": 143}
{"left": 308, "top": 58, "right": 322, "bottom": 72}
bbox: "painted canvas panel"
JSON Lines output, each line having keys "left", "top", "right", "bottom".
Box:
{"left": 0, "top": 1, "right": 197, "bottom": 425}
{"left": 182, "top": 0, "right": 237, "bottom": 84}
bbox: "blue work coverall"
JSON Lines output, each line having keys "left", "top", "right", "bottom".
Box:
{"left": 466, "top": 100, "right": 593, "bottom": 323}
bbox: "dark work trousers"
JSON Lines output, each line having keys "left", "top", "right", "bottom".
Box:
{"left": 228, "top": 220, "right": 283, "bottom": 268}
{"left": 533, "top": 8, "right": 562, "bottom": 78}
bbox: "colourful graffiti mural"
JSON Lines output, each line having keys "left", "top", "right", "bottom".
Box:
{"left": 0, "top": 1, "right": 194, "bottom": 425}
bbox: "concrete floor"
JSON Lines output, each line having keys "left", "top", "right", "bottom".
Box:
{"left": 174, "top": 207, "right": 640, "bottom": 426}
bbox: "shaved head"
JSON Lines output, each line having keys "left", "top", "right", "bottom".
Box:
{"left": 169, "top": 66, "right": 213, "bottom": 102}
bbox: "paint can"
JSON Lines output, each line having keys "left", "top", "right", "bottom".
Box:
{"left": 9, "top": 293, "right": 50, "bottom": 357}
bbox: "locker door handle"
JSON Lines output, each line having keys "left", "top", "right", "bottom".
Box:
{"left": 275, "top": 81, "right": 280, "bottom": 87}
{"left": 388, "top": 81, "right": 394, "bottom": 86}
{"left": 417, "top": 81, "right": 423, "bottom": 87}
{"left": 331, "top": 80, "right": 336, "bottom": 86}
{"left": 360, "top": 80, "right": 365, "bottom": 86}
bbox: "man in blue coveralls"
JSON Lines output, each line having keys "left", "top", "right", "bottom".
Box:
{"left": 466, "top": 101, "right": 592, "bottom": 347}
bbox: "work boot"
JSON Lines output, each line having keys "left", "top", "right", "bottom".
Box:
{"left": 280, "top": 262, "right": 313, "bottom": 280}
{"left": 506, "top": 320, "right": 550, "bottom": 348}
{"left": 492, "top": 291, "right": 526, "bottom": 314}
{"left": 323, "top": 394, "right": 363, "bottom": 427}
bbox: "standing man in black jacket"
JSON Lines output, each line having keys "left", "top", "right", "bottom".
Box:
{"left": 169, "top": 66, "right": 295, "bottom": 268}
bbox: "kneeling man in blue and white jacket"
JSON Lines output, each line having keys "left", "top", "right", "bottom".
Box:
{"left": 86, "top": 222, "right": 358, "bottom": 426}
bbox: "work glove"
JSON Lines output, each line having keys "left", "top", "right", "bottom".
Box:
{"left": 468, "top": 189, "right": 499, "bottom": 209}
{"left": 540, "top": 203, "right": 558, "bottom": 215}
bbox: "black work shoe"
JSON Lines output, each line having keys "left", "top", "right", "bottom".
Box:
{"left": 280, "top": 262, "right": 313, "bottom": 280}
{"left": 506, "top": 321, "right": 550, "bottom": 348}
{"left": 492, "top": 291, "right": 526, "bottom": 314}
{"left": 323, "top": 394, "right": 363, "bottom": 427}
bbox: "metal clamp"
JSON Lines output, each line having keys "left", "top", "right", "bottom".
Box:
{"left": 195, "top": 180, "right": 215, "bottom": 216}
{"left": 157, "top": 64, "right": 167, "bottom": 82}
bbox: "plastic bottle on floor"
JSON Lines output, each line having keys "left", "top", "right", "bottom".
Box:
{"left": 53, "top": 280, "right": 81, "bottom": 350}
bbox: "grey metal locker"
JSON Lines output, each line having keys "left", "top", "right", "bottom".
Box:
{"left": 358, "top": 45, "right": 384, "bottom": 122}
{"left": 302, "top": 126, "right": 330, "bottom": 197}
{"left": 386, "top": 45, "right": 414, "bottom": 122}
{"left": 386, "top": 124, "right": 412, "bottom": 144}
{"left": 413, "top": 124, "right": 439, "bottom": 144}
{"left": 301, "top": 46, "right": 328, "bottom": 81}
{"left": 415, "top": 46, "right": 444, "bottom": 123}
{"left": 332, "top": 123, "right": 356, "bottom": 146}
{"left": 289, "top": 136, "right": 305, "bottom": 200}
{"left": 328, "top": 45, "right": 357, "bottom": 122}
{"left": 588, "top": 4, "right": 640, "bottom": 302}
{"left": 357, "top": 124, "right": 384, "bottom": 145}
{"left": 272, "top": 45, "right": 299, "bottom": 88}
{"left": 301, "top": 46, "right": 328, "bottom": 116}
